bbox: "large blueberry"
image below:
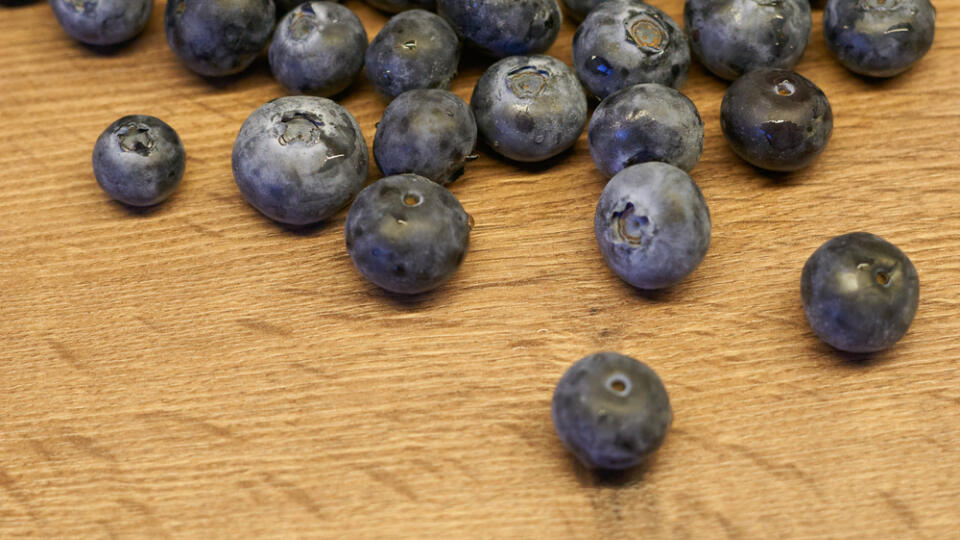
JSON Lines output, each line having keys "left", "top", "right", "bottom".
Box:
{"left": 595, "top": 163, "right": 710, "bottom": 290}
{"left": 802, "top": 233, "right": 919, "bottom": 353}
{"left": 165, "top": 0, "right": 275, "bottom": 77}
{"left": 232, "top": 96, "right": 368, "bottom": 225}
{"left": 365, "top": 10, "right": 460, "bottom": 100}
{"left": 437, "top": 0, "right": 561, "bottom": 58}
{"left": 92, "top": 115, "right": 185, "bottom": 207}
{"left": 573, "top": 0, "right": 690, "bottom": 99}
{"left": 561, "top": 0, "right": 610, "bottom": 22}
{"left": 824, "top": 0, "right": 935, "bottom": 78}
{"left": 552, "top": 352, "right": 672, "bottom": 470}
{"left": 345, "top": 174, "right": 470, "bottom": 294}
{"left": 364, "top": 0, "right": 434, "bottom": 13}
{"left": 684, "top": 0, "right": 811, "bottom": 81}
{"left": 589, "top": 83, "right": 703, "bottom": 178}
{"left": 49, "top": 0, "right": 152, "bottom": 46}
{"left": 269, "top": 2, "right": 367, "bottom": 96}
{"left": 374, "top": 89, "right": 477, "bottom": 185}
{"left": 471, "top": 54, "right": 587, "bottom": 162}
{"left": 721, "top": 68, "right": 832, "bottom": 172}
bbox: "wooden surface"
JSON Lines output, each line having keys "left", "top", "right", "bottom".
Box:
{"left": 1, "top": 1, "right": 959, "bottom": 538}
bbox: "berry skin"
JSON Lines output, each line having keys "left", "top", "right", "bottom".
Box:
{"left": 364, "top": 0, "right": 435, "bottom": 13}
{"left": 345, "top": 174, "right": 471, "bottom": 294}
{"left": 49, "top": 0, "right": 152, "bottom": 46}
{"left": 802, "top": 232, "right": 920, "bottom": 353}
{"left": 437, "top": 0, "right": 561, "bottom": 59}
{"left": 92, "top": 115, "right": 185, "bottom": 207}
{"left": 552, "top": 352, "right": 673, "bottom": 470}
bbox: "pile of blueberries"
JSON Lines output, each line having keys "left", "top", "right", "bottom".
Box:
{"left": 57, "top": 0, "right": 934, "bottom": 471}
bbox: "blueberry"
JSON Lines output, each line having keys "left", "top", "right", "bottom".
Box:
{"left": 721, "top": 68, "right": 832, "bottom": 172}
{"left": 561, "top": 0, "right": 609, "bottom": 22}
{"left": 269, "top": 2, "right": 367, "bottom": 96}
{"left": 589, "top": 83, "right": 703, "bottom": 178}
{"left": 802, "top": 233, "right": 919, "bottom": 353}
{"left": 374, "top": 89, "right": 477, "bottom": 185}
{"left": 684, "top": 0, "right": 812, "bottom": 81}
{"left": 471, "top": 54, "right": 587, "bottom": 162}
{"left": 824, "top": 0, "right": 935, "bottom": 78}
{"left": 595, "top": 163, "right": 710, "bottom": 290}
{"left": 573, "top": 0, "right": 690, "bottom": 100}
{"left": 364, "top": 0, "right": 435, "bottom": 13}
{"left": 437, "top": 0, "right": 561, "bottom": 58}
{"left": 552, "top": 352, "right": 672, "bottom": 470}
{"left": 92, "top": 115, "right": 185, "bottom": 207}
{"left": 165, "top": 0, "right": 275, "bottom": 77}
{"left": 345, "top": 174, "right": 470, "bottom": 294}
{"left": 232, "top": 96, "right": 369, "bottom": 225}
{"left": 49, "top": 0, "right": 152, "bottom": 46}
{"left": 365, "top": 10, "right": 460, "bottom": 100}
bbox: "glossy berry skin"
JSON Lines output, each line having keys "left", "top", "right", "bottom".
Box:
{"left": 437, "top": 0, "right": 561, "bottom": 59}
{"left": 165, "top": 0, "right": 275, "bottom": 77}
{"left": 802, "top": 233, "right": 919, "bottom": 353}
{"left": 365, "top": 10, "right": 460, "bottom": 100}
{"left": 552, "top": 352, "right": 672, "bottom": 470}
{"left": 721, "top": 69, "right": 832, "bottom": 172}
{"left": 92, "top": 115, "right": 185, "bottom": 207}
{"left": 589, "top": 83, "right": 703, "bottom": 178}
{"left": 471, "top": 55, "right": 587, "bottom": 163}
{"left": 561, "top": 0, "right": 609, "bottom": 22}
{"left": 573, "top": 0, "right": 690, "bottom": 100}
{"left": 364, "top": 0, "right": 434, "bottom": 13}
{"left": 824, "top": 0, "right": 935, "bottom": 78}
{"left": 345, "top": 174, "right": 470, "bottom": 294}
{"left": 49, "top": 0, "right": 152, "bottom": 46}
{"left": 269, "top": 2, "right": 367, "bottom": 96}
{"left": 374, "top": 89, "right": 477, "bottom": 185}
{"left": 595, "top": 163, "right": 710, "bottom": 290}
{"left": 232, "top": 96, "right": 368, "bottom": 225}
{"left": 684, "top": 0, "right": 812, "bottom": 81}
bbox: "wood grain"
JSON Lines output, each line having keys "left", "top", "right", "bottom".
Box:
{"left": 1, "top": 1, "right": 958, "bottom": 538}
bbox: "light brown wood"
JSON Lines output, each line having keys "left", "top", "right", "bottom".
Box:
{"left": 1, "top": 1, "right": 958, "bottom": 538}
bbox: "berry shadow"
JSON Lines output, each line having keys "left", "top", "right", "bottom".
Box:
{"left": 476, "top": 139, "right": 578, "bottom": 174}
{"left": 109, "top": 198, "right": 170, "bottom": 217}
{"left": 570, "top": 452, "right": 656, "bottom": 488}
{"left": 196, "top": 55, "right": 274, "bottom": 91}
{"left": 0, "top": 0, "right": 40, "bottom": 6}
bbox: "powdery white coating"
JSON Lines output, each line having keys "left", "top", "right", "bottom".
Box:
{"left": 365, "top": 10, "right": 460, "bottom": 99}
{"left": 49, "top": 0, "right": 152, "bottom": 46}
{"left": 437, "top": 0, "right": 561, "bottom": 58}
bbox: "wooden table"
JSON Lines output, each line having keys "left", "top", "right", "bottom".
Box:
{"left": 2, "top": 1, "right": 958, "bottom": 537}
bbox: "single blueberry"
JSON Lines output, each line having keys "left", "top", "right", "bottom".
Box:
{"left": 824, "top": 0, "right": 935, "bottom": 78}
{"left": 232, "top": 96, "right": 369, "bottom": 225}
{"left": 552, "top": 352, "right": 672, "bottom": 470}
{"left": 364, "top": 0, "right": 435, "bottom": 13}
{"left": 165, "top": 0, "right": 275, "bottom": 77}
{"left": 802, "top": 232, "right": 920, "bottom": 353}
{"left": 437, "top": 0, "right": 561, "bottom": 58}
{"left": 721, "top": 68, "right": 832, "bottom": 172}
{"left": 595, "top": 163, "right": 710, "bottom": 290}
{"left": 92, "top": 115, "right": 185, "bottom": 207}
{"left": 561, "top": 0, "right": 610, "bottom": 22}
{"left": 684, "top": 0, "right": 812, "bottom": 81}
{"left": 345, "top": 174, "right": 471, "bottom": 294}
{"left": 374, "top": 89, "right": 477, "bottom": 185}
{"left": 573, "top": 0, "right": 690, "bottom": 100}
{"left": 269, "top": 2, "right": 368, "bottom": 96}
{"left": 49, "top": 0, "right": 152, "bottom": 46}
{"left": 471, "top": 54, "right": 587, "bottom": 163}
{"left": 589, "top": 83, "right": 703, "bottom": 178}
{"left": 365, "top": 10, "right": 460, "bottom": 100}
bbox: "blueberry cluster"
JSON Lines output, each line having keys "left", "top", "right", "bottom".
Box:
{"left": 67, "top": 0, "right": 934, "bottom": 472}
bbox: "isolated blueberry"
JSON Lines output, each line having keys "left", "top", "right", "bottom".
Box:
{"left": 364, "top": 0, "right": 434, "bottom": 13}
{"left": 471, "top": 55, "right": 587, "bottom": 162}
{"left": 365, "top": 10, "right": 460, "bottom": 99}
{"left": 721, "top": 68, "right": 832, "bottom": 172}
{"left": 49, "top": 0, "right": 152, "bottom": 46}
{"left": 573, "top": 0, "right": 690, "bottom": 100}
{"left": 374, "top": 89, "right": 477, "bottom": 185}
{"left": 684, "top": 0, "right": 812, "bottom": 81}
{"left": 232, "top": 96, "right": 368, "bottom": 225}
{"left": 165, "top": 0, "right": 275, "bottom": 77}
{"left": 92, "top": 115, "right": 185, "bottom": 207}
{"left": 561, "top": 0, "right": 609, "bottom": 22}
{"left": 552, "top": 352, "right": 672, "bottom": 470}
{"left": 595, "top": 163, "right": 710, "bottom": 290}
{"left": 824, "top": 0, "right": 935, "bottom": 78}
{"left": 802, "top": 233, "right": 919, "bottom": 353}
{"left": 345, "top": 174, "right": 470, "bottom": 294}
{"left": 589, "top": 83, "right": 703, "bottom": 178}
{"left": 437, "top": 0, "right": 561, "bottom": 58}
{"left": 269, "top": 2, "right": 367, "bottom": 96}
